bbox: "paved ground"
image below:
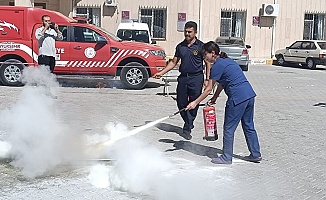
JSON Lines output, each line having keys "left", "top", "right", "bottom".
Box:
{"left": 0, "top": 64, "right": 325, "bottom": 200}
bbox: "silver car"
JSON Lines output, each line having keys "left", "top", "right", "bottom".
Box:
{"left": 215, "top": 37, "right": 251, "bottom": 71}
{"left": 275, "top": 40, "right": 326, "bottom": 69}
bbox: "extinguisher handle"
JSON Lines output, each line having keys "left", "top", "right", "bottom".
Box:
{"left": 206, "top": 101, "right": 216, "bottom": 107}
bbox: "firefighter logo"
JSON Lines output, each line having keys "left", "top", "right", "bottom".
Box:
{"left": 84, "top": 47, "right": 96, "bottom": 58}
{"left": 193, "top": 49, "right": 199, "bottom": 56}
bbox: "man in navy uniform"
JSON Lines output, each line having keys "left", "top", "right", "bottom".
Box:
{"left": 186, "top": 41, "right": 262, "bottom": 164}
{"left": 153, "top": 21, "right": 211, "bottom": 140}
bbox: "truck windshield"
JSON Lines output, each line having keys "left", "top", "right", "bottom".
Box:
{"left": 317, "top": 42, "right": 326, "bottom": 49}
{"left": 92, "top": 25, "right": 122, "bottom": 41}
{"left": 117, "top": 29, "right": 150, "bottom": 43}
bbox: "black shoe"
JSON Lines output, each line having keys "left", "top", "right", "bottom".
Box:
{"left": 243, "top": 155, "right": 262, "bottom": 163}
{"left": 211, "top": 157, "right": 232, "bottom": 164}
{"left": 182, "top": 134, "right": 192, "bottom": 140}
{"left": 181, "top": 129, "right": 192, "bottom": 140}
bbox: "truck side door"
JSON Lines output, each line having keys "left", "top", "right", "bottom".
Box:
{"left": 69, "top": 26, "right": 112, "bottom": 74}
{"left": 54, "top": 25, "right": 70, "bottom": 74}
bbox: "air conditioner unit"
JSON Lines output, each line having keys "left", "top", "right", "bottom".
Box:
{"left": 105, "top": 0, "right": 117, "bottom": 7}
{"left": 262, "top": 4, "right": 279, "bottom": 17}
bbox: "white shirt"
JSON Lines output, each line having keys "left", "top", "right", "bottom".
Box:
{"left": 35, "top": 26, "right": 63, "bottom": 57}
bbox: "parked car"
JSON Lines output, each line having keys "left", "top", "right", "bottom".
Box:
{"left": 215, "top": 37, "right": 251, "bottom": 71}
{"left": 116, "top": 21, "right": 156, "bottom": 44}
{"left": 275, "top": 40, "right": 326, "bottom": 69}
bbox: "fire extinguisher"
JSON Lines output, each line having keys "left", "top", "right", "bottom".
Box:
{"left": 203, "top": 105, "right": 218, "bottom": 141}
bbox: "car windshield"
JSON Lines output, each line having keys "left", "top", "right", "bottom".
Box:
{"left": 317, "top": 42, "right": 326, "bottom": 49}
{"left": 215, "top": 38, "right": 245, "bottom": 46}
{"left": 117, "top": 29, "right": 150, "bottom": 43}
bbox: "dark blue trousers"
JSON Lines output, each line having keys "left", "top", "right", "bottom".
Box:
{"left": 221, "top": 97, "right": 261, "bottom": 161}
{"left": 176, "top": 74, "right": 204, "bottom": 131}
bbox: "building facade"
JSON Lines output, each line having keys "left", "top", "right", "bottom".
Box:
{"left": 1, "top": 0, "right": 326, "bottom": 60}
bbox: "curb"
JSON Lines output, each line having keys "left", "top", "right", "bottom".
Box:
{"left": 250, "top": 59, "right": 276, "bottom": 65}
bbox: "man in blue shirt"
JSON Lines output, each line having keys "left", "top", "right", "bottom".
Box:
{"left": 154, "top": 21, "right": 211, "bottom": 140}
{"left": 186, "top": 41, "right": 262, "bottom": 164}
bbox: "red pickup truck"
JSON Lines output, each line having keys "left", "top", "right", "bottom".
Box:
{"left": 0, "top": 6, "right": 166, "bottom": 89}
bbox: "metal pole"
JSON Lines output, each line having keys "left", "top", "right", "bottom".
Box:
{"left": 271, "top": 0, "right": 277, "bottom": 58}
{"left": 198, "top": 0, "right": 203, "bottom": 40}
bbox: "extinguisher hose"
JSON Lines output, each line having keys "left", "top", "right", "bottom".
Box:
{"left": 169, "top": 108, "right": 186, "bottom": 118}
{"left": 168, "top": 103, "right": 206, "bottom": 118}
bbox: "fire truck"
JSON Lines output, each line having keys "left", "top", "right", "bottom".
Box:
{"left": 0, "top": 6, "right": 166, "bottom": 89}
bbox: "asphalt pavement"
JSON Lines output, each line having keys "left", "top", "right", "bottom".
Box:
{"left": 0, "top": 64, "right": 325, "bottom": 200}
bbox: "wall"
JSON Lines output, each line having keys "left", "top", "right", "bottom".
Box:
{"left": 1, "top": 0, "right": 326, "bottom": 59}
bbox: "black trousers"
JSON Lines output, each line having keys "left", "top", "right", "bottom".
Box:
{"left": 38, "top": 55, "right": 55, "bottom": 73}
{"left": 176, "top": 73, "right": 204, "bottom": 131}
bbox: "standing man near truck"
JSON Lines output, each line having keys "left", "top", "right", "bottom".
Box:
{"left": 153, "top": 21, "right": 211, "bottom": 140}
{"left": 35, "top": 15, "right": 63, "bottom": 73}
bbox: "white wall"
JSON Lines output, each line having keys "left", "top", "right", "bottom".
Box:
{"left": 2, "top": 0, "right": 326, "bottom": 59}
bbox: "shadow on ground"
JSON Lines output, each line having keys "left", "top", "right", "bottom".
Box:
{"left": 155, "top": 122, "right": 183, "bottom": 136}
{"left": 155, "top": 123, "right": 256, "bottom": 162}
{"left": 57, "top": 78, "right": 161, "bottom": 89}
{"left": 158, "top": 138, "right": 252, "bottom": 162}
{"left": 271, "top": 61, "right": 326, "bottom": 71}
{"left": 159, "top": 138, "right": 221, "bottom": 158}
{"left": 313, "top": 102, "right": 326, "bottom": 107}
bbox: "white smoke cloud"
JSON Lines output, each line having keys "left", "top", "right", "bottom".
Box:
{"left": 108, "top": 139, "right": 172, "bottom": 193}
{"left": 0, "top": 66, "right": 85, "bottom": 178}
{"left": 0, "top": 65, "right": 225, "bottom": 199}
{"left": 88, "top": 164, "right": 111, "bottom": 188}
{"left": 0, "top": 140, "right": 12, "bottom": 158}
{"left": 21, "top": 65, "right": 59, "bottom": 95}
{"left": 87, "top": 122, "right": 221, "bottom": 200}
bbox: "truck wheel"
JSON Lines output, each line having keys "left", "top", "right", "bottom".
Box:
{"left": 120, "top": 62, "right": 149, "bottom": 89}
{"left": 276, "top": 55, "right": 285, "bottom": 66}
{"left": 0, "top": 59, "right": 24, "bottom": 86}
{"left": 306, "top": 58, "right": 316, "bottom": 69}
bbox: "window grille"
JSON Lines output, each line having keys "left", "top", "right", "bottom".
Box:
{"left": 303, "top": 13, "right": 325, "bottom": 40}
{"left": 76, "top": 8, "right": 101, "bottom": 27}
{"left": 220, "top": 11, "right": 246, "bottom": 39}
{"left": 139, "top": 7, "right": 167, "bottom": 40}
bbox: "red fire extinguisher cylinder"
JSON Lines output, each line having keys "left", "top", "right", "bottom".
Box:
{"left": 203, "top": 106, "right": 218, "bottom": 141}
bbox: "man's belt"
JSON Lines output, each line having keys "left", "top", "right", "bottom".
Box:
{"left": 180, "top": 71, "right": 203, "bottom": 77}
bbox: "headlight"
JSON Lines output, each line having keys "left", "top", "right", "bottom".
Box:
{"left": 149, "top": 50, "right": 166, "bottom": 59}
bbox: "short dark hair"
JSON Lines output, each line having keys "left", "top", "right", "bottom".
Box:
{"left": 184, "top": 21, "right": 197, "bottom": 31}
{"left": 41, "top": 15, "right": 50, "bottom": 21}
{"left": 202, "top": 41, "right": 220, "bottom": 54}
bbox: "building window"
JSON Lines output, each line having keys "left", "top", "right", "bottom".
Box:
{"left": 34, "top": 3, "right": 46, "bottom": 9}
{"left": 139, "top": 7, "right": 167, "bottom": 40}
{"left": 220, "top": 11, "right": 246, "bottom": 38}
{"left": 9, "top": 2, "right": 45, "bottom": 8}
{"left": 303, "top": 13, "right": 325, "bottom": 40}
{"left": 76, "top": 8, "right": 101, "bottom": 27}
